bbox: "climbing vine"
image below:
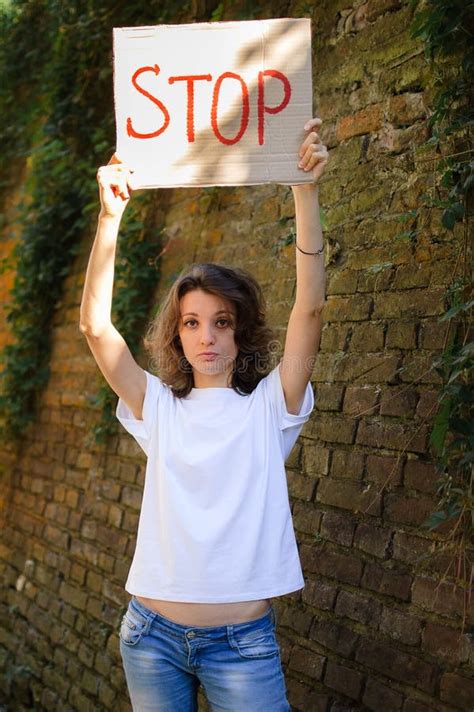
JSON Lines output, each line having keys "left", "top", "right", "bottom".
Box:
{"left": 408, "top": 0, "right": 473, "bottom": 615}
{"left": 0, "top": 0, "right": 193, "bottom": 442}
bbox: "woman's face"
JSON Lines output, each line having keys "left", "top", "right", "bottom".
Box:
{"left": 178, "top": 289, "right": 238, "bottom": 388}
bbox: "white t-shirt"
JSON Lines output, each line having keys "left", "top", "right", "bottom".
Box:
{"left": 116, "top": 360, "right": 314, "bottom": 602}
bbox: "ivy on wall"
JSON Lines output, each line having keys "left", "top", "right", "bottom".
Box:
{"left": 409, "top": 0, "right": 473, "bottom": 616}
{"left": 0, "top": 0, "right": 195, "bottom": 441}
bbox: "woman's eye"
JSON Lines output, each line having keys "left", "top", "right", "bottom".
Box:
{"left": 184, "top": 320, "right": 197, "bottom": 327}
{"left": 217, "top": 319, "right": 229, "bottom": 327}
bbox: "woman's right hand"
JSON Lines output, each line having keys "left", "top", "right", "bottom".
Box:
{"left": 97, "top": 153, "right": 134, "bottom": 219}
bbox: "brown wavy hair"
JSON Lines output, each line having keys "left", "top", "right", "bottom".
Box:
{"left": 143, "top": 263, "right": 278, "bottom": 397}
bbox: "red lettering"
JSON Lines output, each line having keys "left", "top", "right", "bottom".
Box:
{"left": 257, "top": 70, "right": 291, "bottom": 146}
{"left": 168, "top": 75, "right": 212, "bottom": 142}
{"left": 126, "top": 65, "right": 170, "bottom": 139}
{"left": 211, "top": 72, "right": 249, "bottom": 146}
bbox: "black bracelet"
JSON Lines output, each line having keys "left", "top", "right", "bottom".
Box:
{"left": 295, "top": 241, "right": 324, "bottom": 255}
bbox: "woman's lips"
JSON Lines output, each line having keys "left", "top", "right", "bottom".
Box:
{"left": 199, "top": 352, "right": 218, "bottom": 359}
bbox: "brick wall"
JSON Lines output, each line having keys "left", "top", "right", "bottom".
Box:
{"left": 1, "top": 2, "right": 473, "bottom": 710}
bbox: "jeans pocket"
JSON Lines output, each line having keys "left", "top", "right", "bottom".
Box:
{"left": 233, "top": 627, "right": 280, "bottom": 659}
{"left": 119, "top": 607, "right": 149, "bottom": 647}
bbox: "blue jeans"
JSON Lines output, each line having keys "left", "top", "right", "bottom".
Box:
{"left": 119, "top": 596, "right": 291, "bottom": 711}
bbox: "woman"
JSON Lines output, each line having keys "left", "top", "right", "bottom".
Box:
{"left": 80, "top": 117, "right": 328, "bottom": 711}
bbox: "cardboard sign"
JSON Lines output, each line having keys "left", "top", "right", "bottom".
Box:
{"left": 113, "top": 18, "right": 313, "bottom": 188}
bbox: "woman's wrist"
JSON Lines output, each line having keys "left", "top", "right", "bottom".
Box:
{"left": 98, "top": 209, "right": 123, "bottom": 223}
{"left": 291, "top": 182, "right": 320, "bottom": 198}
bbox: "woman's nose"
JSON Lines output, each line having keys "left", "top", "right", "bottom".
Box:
{"left": 200, "top": 324, "right": 215, "bottom": 344}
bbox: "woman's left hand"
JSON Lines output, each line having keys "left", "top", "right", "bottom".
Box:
{"left": 295, "top": 117, "right": 329, "bottom": 185}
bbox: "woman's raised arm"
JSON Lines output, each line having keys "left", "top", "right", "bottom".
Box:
{"left": 79, "top": 155, "right": 146, "bottom": 420}
{"left": 279, "top": 117, "right": 329, "bottom": 414}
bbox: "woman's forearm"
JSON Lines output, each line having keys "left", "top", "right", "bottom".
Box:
{"left": 79, "top": 211, "right": 122, "bottom": 336}
{"left": 292, "top": 184, "right": 326, "bottom": 314}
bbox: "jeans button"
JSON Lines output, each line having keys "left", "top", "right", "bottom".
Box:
{"left": 187, "top": 631, "right": 196, "bottom": 638}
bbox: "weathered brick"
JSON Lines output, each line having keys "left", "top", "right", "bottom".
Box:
{"left": 103, "top": 579, "right": 127, "bottom": 607}
{"left": 415, "top": 390, "right": 439, "bottom": 419}
{"left": 285, "top": 679, "right": 329, "bottom": 712}
{"left": 70, "top": 563, "right": 86, "bottom": 585}
{"left": 300, "top": 544, "right": 363, "bottom": 586}
{"left": 357, "top": 420, "right": 428, "bottom": 453}
{"left": 324, "top": 659, "right": 364, "bottom": 700}
{"left": 362, "top": 562, "right": 412, "bottom": 601}
{"left": 373, "top": 288, "right": 445, "bottom": 319}
{"left": 293, "top": 501, "right": 323, "bottom": 535}
{"left": 334, "top": 353, "right": 400, "bottom": 384}
{"left": 353, "top": 522, "right": 393, "bottom": 559}
{"left": 371, "top": 0, "right": 404, "bottom": 21}
{"left": 363, "top": 675, "right": 404, "bottom": 711}
{"left": 43, "top": 525, "right": 69, "bottom": 550}
{"left": 287, "top": 470, "right": 316, "bottom": 501}
{"left": 343, "top": 385, "right": 380, "bottom": 417}
{"left": 68, "top": 684, "right": 94, "bottom": 712}
{"left": 399, "top": 351, "right": 444, "bottom": 385}
{"left": 302, "top": 443, "right": 330, "bottom": 476}
{"left": 379, "top": 386, "right": 417, "bottom": 417}
{"left": 357, "top": 263, "right": 393, "bottom": 292}
{"left": 331, "top": 450, "right": 365, "bottom": 480}
{"left": 366, "top": 455, "right": 403, "bottom": 488}
{"left": 286, "top": 442, "right": 302, "bottom": 469}
{"left": 402, "top": 699, "right": 436, "bottom": 712}
{"left": 384, "top": 492, "right": 436, "bottom": 528}
{"left": 323, "top": 294, "right": 373, "bottom": 322}
{"left": 349, "top": 322, "right": 385, "bottom": 352}
{"left": 320, "top": 510, "right": 356, "bottom": 547}
{"left": 326, "top": 268, "right": 358, "bottom": 295}
{"left": 85, "top": 570, "right": 103, "bottom": 595}
{"left": 302, "top": 579, "right": 338, "bottom": 611}
{"left": 385, "top": 320, "right": 417, "bottom": 350}
{"left": 336, "top": 104, "right": 384, "bottom": 140}
{"left": 335, "top": 589, "right": 381, "bottom": 627}
{"left": 439, "top": 672, "right": 474, "bottom": 710}
{"left": 121, "top": 486, "right": 143, "bottom": 511}
{"left": 316, "top": 478, "right": 382, "bottom": 517}
{"left": 388, "top": 92, "right": 426, "bottom": 126}
{"left": 122, "top": 509, "right": 139, "bottom": 533}
{"left": 355, "top": 638, "right": 437, "bottom": 694}
{"left": 309, "top": 416, "right": 357, "bottom": 445}
{"left": 422, "top": 622, "right": 470, "bottom": 665}
{"left": 309, "top": 617, "right": 359, "bottom": 657}
{"left": 314, "top": 383, "right": 344, "bottom": 411}
{"left": 98, "top": 679, "right": 116, "bottom": 707}
{"left": 288, "top": 646, "right": 325, "bottom": 679}
{"left": 107, "top": 504, "right": 123, "bottom": 528}
{"left": 58, "top": 582, "right": 88, "bottom": 611}
{"left": 320, "top": 324, "right": 350, "bottom": 351}
{"left": 81, "top": 668, "right": 99, "bottom": 696}
{"left": 95, "top": 523, "right": 129, "bottom": 555}
{"left": 403, "top": 458, "right": 440, "bottom": 494}
{"left": 379, "top": 607, "right": 422, "bottom": 646}
{"left": 279, "top": 606, "right": 314, "bottom": 636}
{"left": 419, "top": 318, "right": 450, "bottom": 349}
{"left": 391, "top": 262, "right": 431, "bottom": 289}
{"left": 392, "top": 531, "right": 433, "bottom": 567}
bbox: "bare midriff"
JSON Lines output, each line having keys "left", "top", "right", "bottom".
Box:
{"left": 135, "top": 597, "right": 272, "bottom": 626}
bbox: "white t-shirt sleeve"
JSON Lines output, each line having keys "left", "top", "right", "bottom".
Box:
{"left": 264, "top": 360, "right": 315, "bottom": 459}
{"left": 115, "top": 369, "right": 163, "bottom": 455}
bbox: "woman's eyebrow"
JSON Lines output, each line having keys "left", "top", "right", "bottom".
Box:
{"left": 181, "top": 310, "right": 232, "bottom": 317}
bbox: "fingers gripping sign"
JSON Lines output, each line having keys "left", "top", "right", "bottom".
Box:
{"left": 297, "top": 117, "right": 329, "bottom": 184}
{"left": 97, "top": 153, "right": 135, "bottom": 218}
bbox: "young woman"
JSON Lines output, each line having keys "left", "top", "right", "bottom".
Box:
{"left": 80, "top": 117, "right": 328, "bottom": 711}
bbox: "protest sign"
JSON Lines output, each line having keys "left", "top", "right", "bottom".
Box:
{"left": 113, "top": 18, "right": 313, "bottom": 188}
